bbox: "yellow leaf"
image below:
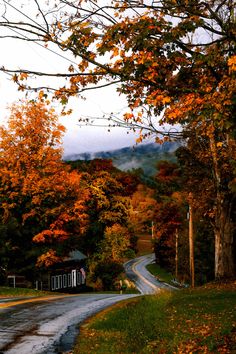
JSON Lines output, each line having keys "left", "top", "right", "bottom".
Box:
{"left": 68, "top": 64, "right": 74, "bottom": 72}
{"left": 19, "top": 72, "right": 28, "bottom": 80}
{"left": 136, "top": 136, "right": 143, "bottom": 143}
{"left": 228, "top": 56, "right": 236, "bottom": 71}
{"left": 57, "top": 22, "right": 62, "bottom": 30}
{"left": 38, "top": 90, "right": 45, "bottom": 99}
{"left": 12, "top": 74, "right": 18, "bottom": 83}
{"left": 162, "top": 96, "right": 171, "bottom": 104}
{"left": 112, "top": 47, "right": 119, "bottom": 57}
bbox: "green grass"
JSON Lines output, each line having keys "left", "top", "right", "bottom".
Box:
{"left": 74, "top": 283, "right": 236, "bottom": 353}
{"left": 0, "top": 286, "right": 54, "bottom": 297}
{"left": 0, "top": 286, "right": 137, "bottom": 298}
{"left": 146, "top": 263, "right": 174, "bottom": 284}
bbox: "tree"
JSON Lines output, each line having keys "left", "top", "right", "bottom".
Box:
{"left": 153, "top": 200, "right": 182, "bottom": 272}
{"left": 0, "top": 101, "right": 88, "bottom": 271}
{"left": 129, "top": 184, "right": 158, "bottom": 235}
{"left": 68, "top": 160, "right": 137, "bottom": 290}
{"left": 153, "top": 159, "right": 216, "bottom": 285}
{"left": 153, "top": 162, "right": 183, "bottom": 274}
{"left": 100, "top": 224, "right": 131, "bottom": 263}
{"left": 0, "top": 1, "right": 235, "bottom": 279}
{"left": 88, "top": 223, "right": 131, "bottom": 290}
{"left": 71, "top": 162, "right": 133, "bottom": 255}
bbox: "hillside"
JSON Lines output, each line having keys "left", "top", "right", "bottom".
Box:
{"left": 64, "top": 141, "right": 180, "bottom": 176}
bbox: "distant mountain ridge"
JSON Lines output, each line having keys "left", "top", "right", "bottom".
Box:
{"left": 63, "top": 141, "right": 180, "bottom": 176}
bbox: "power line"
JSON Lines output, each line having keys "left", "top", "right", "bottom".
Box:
{"left": 6, "top": 27, "right": 79, "bottom": 69}
{"left": 1, "top": 1, "right": 79, "bottom": 71}
{"left": 2, "top": 0, "right": 45, "bottom": 30}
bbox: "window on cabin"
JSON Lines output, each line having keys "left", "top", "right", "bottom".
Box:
{"left": 63, "top": 274, "right": 67, "bottom": 288}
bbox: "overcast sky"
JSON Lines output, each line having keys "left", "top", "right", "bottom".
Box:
{"left": 0, "top": 42, "right": 140, "bottom": 156}
{"left": 0, "top": 67, "right": 140, "bottom": 155}
{"left": 0, "top": 0, "right": 142, "bottom": 155}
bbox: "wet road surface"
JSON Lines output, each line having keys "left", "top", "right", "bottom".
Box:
{"left": 0, "top": 293, "right": 137, "bottom": 353}
{"left": 124, "top": 253, "right": 177, "bottom": 294}
{"left": 0, "top": 253, "right": 175, "bottom": 353}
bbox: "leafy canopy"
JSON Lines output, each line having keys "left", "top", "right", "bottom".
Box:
{"left": 0, "top": 101, "right": 88, "bottom": 268}
{"left": 0, "top": 1, "right": 234, "bottom": 138}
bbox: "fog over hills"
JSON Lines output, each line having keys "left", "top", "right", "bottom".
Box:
{"left": 64, "top": 141, "right": 181, "bottom": 176}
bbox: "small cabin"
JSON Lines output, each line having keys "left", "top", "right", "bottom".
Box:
{"left": 37, "top": 249, "right": 87, "bottom": 292}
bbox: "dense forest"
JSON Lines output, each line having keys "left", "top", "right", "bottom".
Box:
{"left": 0, "top": 101, "right": 234, "bottom": 289}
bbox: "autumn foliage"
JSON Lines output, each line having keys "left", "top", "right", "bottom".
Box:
{"left": 0, "top": 0, "right": 235, "bottom": 281}
{"left": 0, "top": 101, "right": 88, "bottom": 271}
{"left": 0, "top": 100, "right": 232, "bottom": 287}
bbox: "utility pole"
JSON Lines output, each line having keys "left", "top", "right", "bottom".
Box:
{"left": 188, "top": 193, "right": 195, "bottom": 287}
{"left": 151, "top": 221, "right": 154, "bottom": 239}
{"left": 175, "top": 228, "right": 179, "bottom": 280}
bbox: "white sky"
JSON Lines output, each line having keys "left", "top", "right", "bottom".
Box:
{"left": 0, "top": 0, "right": 141, "bottom": 155}
{"left": 0, "top": 39, "right": 140, "bottom": 155}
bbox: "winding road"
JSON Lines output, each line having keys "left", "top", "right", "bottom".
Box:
{"left": 0, "top": 253, "right": 174, "bottom": 354}
{"left": 124, "top": 253, "right": 176, "bottom": 294}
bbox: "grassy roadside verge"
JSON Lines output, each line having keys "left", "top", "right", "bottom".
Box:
{"left": 146, "top": 263, "right": 174, "bottom": 284}
{"left": 74, "top": 282, "right": 236, "bottom": 353}
{"left": 0, "top": 286, "right": 54, "bottom": 297}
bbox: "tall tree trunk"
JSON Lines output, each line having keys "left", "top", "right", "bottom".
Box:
{"left": 214, "top": 193, "right": 235, "bottom": 279}
{"left": 189, "top": 203, "right": 195, "bottom": 287}
{"left": 209, "top": 132, "right": 235, "bottom": 280}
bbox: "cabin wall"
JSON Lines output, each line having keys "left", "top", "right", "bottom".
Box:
{"left": 49, "top": 267, "right": 86, "bottom": 292}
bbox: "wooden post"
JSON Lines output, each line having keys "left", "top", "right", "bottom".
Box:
{"left": 175, "top": 228, "right": 178, "bottom": 280}
{"left": 189, "top": 198, "right": 195, "bottom": 287}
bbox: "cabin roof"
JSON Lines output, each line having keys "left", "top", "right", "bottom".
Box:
{"left": 63, "top": 250, "right": 87, "bottom": 262}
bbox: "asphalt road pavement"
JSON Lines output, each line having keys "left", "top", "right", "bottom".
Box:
{"left": 124, "top": 253, "right": 176, "bottom": 294}
{"left": 0, "top": 293, "right": 138, "bottom": 354}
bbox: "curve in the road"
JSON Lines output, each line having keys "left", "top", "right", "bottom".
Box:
{"left": 124, "top": 253, "right": 177, "bottom": 294}
{"left": 0, "top": 293, "right": 138, "bottom": 354}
